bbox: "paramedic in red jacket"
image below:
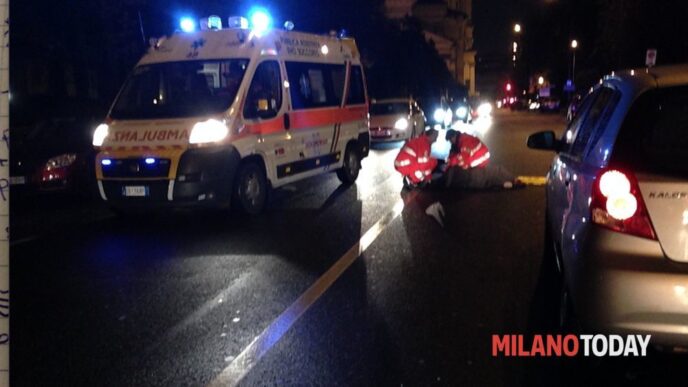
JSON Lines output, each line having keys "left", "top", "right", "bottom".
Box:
{"left": 444, "top": 130, "right": 522, "bottom": 189}
{"left": 394, "top": 129, "right": 439, "bottom": 186}
{"left": 446, "top": 130, "right": 490, "bottom": 169}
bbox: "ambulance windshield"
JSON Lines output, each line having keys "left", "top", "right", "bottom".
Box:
{"left": 370, "top": 102, "right": 409, "bottom": 116}
{"left": 111, "top": 59, "right": 249, "bottom": 119}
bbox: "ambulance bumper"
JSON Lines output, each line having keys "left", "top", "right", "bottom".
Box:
{"left": 98, "top": 145, "right": 241, "bottom": 208}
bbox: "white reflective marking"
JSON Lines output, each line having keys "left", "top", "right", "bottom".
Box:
{"left": 208, "top": 197, "right": 409, "bottom": 387}
{"left": 97, "top": 180, "right": 107, "bottom": 201}
{"left": 167, "top": 180, "right": 175, "bottom": 201}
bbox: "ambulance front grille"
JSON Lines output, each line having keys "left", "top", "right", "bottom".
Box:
{"left": 102, "top": 158, "right": 171, "bottom": 178}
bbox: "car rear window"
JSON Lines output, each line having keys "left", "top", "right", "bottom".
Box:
{"left": 612, "top": 85, "right": 688, "bottom": 176}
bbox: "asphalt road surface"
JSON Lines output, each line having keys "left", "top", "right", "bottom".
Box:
{"left": 11, "top": 111, "right": 687, "bottom": 386}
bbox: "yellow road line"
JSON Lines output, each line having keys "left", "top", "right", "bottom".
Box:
{"left": 516, "top": 175, "right": 548, "bottom": 186}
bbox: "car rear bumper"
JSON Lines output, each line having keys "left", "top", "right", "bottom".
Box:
{"left": 571, "top": 227, "right": 688, "bottom": 347}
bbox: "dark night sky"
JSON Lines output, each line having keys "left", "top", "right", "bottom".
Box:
{"left": 12, "top": 0, "right": 688, "bottom": 111}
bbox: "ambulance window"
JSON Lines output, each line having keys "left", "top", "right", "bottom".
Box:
{"left": 331, "top": 66, "right": 346, "bottom": 103}
{"left": 285, "top": 62, "right": 346, "bottom": 109}
{"left": 347, "top": 65, "right": 365, "bottom": 105}
{"left": 244, "top": 61, "right": 282, "bottom": 119}
{"left": 308, "top": 69, "right": 328, "bottom": 104}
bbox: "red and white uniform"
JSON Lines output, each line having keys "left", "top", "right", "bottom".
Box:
{"left": 394, "top": 136, "right": 438, "bottom": 184}
{"left": 447, "top": 133, "right": 490, "bottom": 169}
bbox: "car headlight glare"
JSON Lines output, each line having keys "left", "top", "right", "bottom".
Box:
{"left": 92, "top": 124, "right": 109, "bottom": 146}
{"left": 477, "top": 102, "right": 493, "bottom": 116}
{"left": 433, "top": 108, "right": 445, "bottom": 123}
{"left": 189, "top": 119, "right": 229, "bottom": 144}
{"left": 45, "top": 153, "right": 77, "bottom": 170}
{"left": 456, "top": 106, "right": 468, "bottom": 119}
{"left": 394, "top": 118, "right": 409, "bottom": 130}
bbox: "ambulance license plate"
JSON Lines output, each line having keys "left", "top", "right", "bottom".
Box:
{"left": 122, "top": 186, "right": 149, "bottom": 197}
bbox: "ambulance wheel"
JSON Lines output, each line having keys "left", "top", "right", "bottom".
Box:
{"left": 337, "top": 144, "right": 361, "bottom": 185}
{"left": 233, "top": 162, "right": 268, "bottom": 215}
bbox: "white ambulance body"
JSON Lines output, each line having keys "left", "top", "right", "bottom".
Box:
{"left": 93, "top": 23, "right": 370, "bottom": 213}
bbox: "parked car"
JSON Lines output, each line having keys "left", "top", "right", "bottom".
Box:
{"left": 527, "top": 64, "right": 688, "bottom": 349}
{"left": 11, "top": 97, "right": 104, "bottom": 197}
{"left": 369, "top": 98, "right": 425, "bottom": 142}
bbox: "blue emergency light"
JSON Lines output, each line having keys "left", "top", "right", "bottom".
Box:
{"left": 144, "top": 158, "right": 156, "bottom": 165}
{"left": 101, "top": 159, "right": 112, "bottom": 166}
{"left": 248, "top": 8, "right": 272, "bottom": 36}
{"left": 180, "top": 17, "right": 196, "bottom": 33}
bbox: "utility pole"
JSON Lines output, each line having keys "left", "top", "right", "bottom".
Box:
{"left": 0, "top": 0, "right": 9, "bottom": 383}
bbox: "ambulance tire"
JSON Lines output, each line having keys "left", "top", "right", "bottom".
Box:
{"left": 233, "top": 162, "right": 268, "bottom": 215}
{"left": 337, "top": 143, "right": 361, "bottom": 185}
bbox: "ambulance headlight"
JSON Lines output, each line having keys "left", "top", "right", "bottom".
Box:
{"left": 394, "top": 118, "right": 409, "bottom": 130}
{"left": 189, "top": 119, "right": 229, "bottom": 144}
{"left": 456, "top": 106, "right": 468, "bottom": 119}
{"left": 249, "top": 8, "right": 271, "bottom": 37}
{"left": 92, "top": 124, "right": 109, "bottom": 146}
{"left": 433, "top": 108, "right": 445, "bottom": 123}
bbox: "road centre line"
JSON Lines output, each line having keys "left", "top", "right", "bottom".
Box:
{"left": 208, "top": 195, "right": 413, "bottom": 387}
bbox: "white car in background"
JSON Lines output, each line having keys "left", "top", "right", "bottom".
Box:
{"left": 369, "top": 98, "right": 425, "bottom": 142}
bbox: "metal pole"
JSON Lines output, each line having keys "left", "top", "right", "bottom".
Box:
{"left": 572, "top": 50, "right": 576, "bottom": 85}
{"left": 0, "top": 0, "right": 9, "bottom": 384}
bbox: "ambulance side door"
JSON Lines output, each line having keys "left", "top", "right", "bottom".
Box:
{"left": 242, "top": 59, "right": 291, "bottom": 183}
{"left": 342, "top": 64, "right": 369, "bottom": 154}
{"left": 281, "top": 61, "right": 344, "bottom": 182}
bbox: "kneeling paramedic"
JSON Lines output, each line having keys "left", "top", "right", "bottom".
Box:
{"left": 394, "top": 129, "right": 439, "bottom": 187}
{"left": 444, "top": 129, "right": 521, "bottom": 189}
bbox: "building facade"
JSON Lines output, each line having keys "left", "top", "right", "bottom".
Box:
{"left": 385, "top": 0, "right": 477, "bottom": 95}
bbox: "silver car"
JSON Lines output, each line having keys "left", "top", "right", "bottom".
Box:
{"left": 369, "top": 98, "right": 425, "bottom": 142}
{"left": 528, "top": 64, "right": 688, "bottom": 349}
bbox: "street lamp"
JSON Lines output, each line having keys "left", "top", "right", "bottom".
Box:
{"left": 538, "top": 76, "right": 545, "bottom": 86}
{"left": 571, "top": 39, "right": 578, "bottom": 85}
{"left": 514, "top": 23, "right": 521, "bottom": 33}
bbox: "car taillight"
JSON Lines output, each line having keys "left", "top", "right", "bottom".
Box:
{"left": 591, "top": 169, "right": 657, "bottom": 240}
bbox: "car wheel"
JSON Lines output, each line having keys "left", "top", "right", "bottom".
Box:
{"left": 336, "top": 143, "right": 361, "bottom": 185}
{"left": 233, "top": 162, "right": 268, "bottom": 215}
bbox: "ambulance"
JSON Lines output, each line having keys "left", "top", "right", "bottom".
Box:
{"left": 92, "top": 13, "right": 370, "bottom": 214}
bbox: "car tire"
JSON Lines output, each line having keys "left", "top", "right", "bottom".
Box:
{"left": 336, "top": 143, "right": 361, "bottom": 185}
{"left": 233, "top": 162, "right": 268, "bottom": 215}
